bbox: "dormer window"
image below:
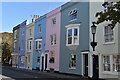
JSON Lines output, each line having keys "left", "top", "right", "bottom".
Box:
{"left": 69, "top": 9, "right": 77, "bottom": 21}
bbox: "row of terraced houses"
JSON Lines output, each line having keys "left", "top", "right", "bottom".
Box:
{"left": 11, "top": 0, "right": 120, "bottom": 79}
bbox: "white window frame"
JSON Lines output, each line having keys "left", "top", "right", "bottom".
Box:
{"left": 68, "top": 8, "right": 77, "bottom": 21}
{"left": 49, "top": 51, "right": 55, "bottom": 63}
{"left": 29, "top": 29, "right": 32, "bottom": 37}
{"left": 14, "top": 40, "right": 17, "bottom": 51}
{"left": 104, "top": 26, "right": 114, "bottom": 44}
{"left": 28, "top": 55, "right": 30, "bottom": 64}
{"left": 69, "top": 54, "right": 76, "bottom": 69}
{"left": 37, "top": 56, "right": 40, "bottom": 65}
{"left": 38, "top": 24, "right": 42, "bottom": 33}
{"left": 35, "top": 39, "right": 42, "bottom": 50}
{"left": 66, "top": 24, "right": 80, "bottom": 46}
{"left": 52, "top": 17, "right": 56, "bottom": 25}
{"left": 27, "top": 40, "right": 32, "bottom": 52}
{"left": 103, "top": 55, "right": 111, "bottom": 72}
{"left": 102, "top": 55, "right": 120, "bottom": 75}
{"left": 14, "top": 30, "right": 17, "bottom": 39}
{"left": 50, "top": 34, "right": 56, "bottom": 46}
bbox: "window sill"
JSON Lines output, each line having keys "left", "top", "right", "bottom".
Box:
{"left": 69, "top": 67, "right": 76, "bottom": 70}
{"left": 69, "top": 19, "right": 77, "bottom": 22}
{"left": 102, "top": 71, "right": 120, "bottom": 75}
{"left": 66, "top": 44, "right": 79, "bottom": 47}
{"left": 36, "top": 49, "right": 42, "bottom": 51}
{"left": 50, "top": 45, "right": 56, "bottom": 47}
{"left": 103, "top": 42, "right": 115, "bottom": 45}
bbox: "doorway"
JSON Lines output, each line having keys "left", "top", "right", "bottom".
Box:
{"left": 45, "top": 54, "right": 48, "bottom": 71}
{"left": 41, "top": 56, "right": 44, "bottom": 71}
{"left": 83, "top": 54, "right": 88, "bottom": 76}
{"left": 92, "top": 55, "right": 99, "bottom": 78}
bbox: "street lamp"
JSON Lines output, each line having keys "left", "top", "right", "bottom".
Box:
{"left": 91, "top": 23, "right": 97, "bottom": 51}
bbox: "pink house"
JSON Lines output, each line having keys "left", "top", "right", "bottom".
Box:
{"left": 46, "top": 7, "right": 61, "bottom": 72}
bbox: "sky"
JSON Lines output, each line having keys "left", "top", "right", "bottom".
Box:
{"left": 1, "top": 2, "right": 68, "bottom": 33}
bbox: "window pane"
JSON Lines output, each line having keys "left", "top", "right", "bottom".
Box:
{"left": 54, "top": 35, "right": 56, "bottom": 44}
{"left": 68, "top": 29, "right": 72, "bottom": 37}
{"left": 103, "top": 56, "right": 110, "bottom": 71}
{"left": 50, "top": 35, "right": 53, "bottom": 45}
{"left": 38, "top": 41, "right": 42, "bottom": 49}
{"left": 74, "top": 28, "right": 78, "bottom": 36}
{"left": 113, "top": 55, "right": 120, "bottom": 72}
{"left": 104, "top": 64, "right": 110, "bottom": 71}
{"left": 68, "top": 37, "right": 72, "bottom": 44}
{"left": 104, "top": 26, "right": 114, "bottom": 43}
{"left": 70, "top": 54, "right": 76, "bottom": 68}
{"left": 36, "top": 41, "right": 38, "bottom": 49}
{"left": 74, "top": 37, "right": 78, "bottom": 44}
{"left": 37, "top": 57, "right": 40, "bottom": 65}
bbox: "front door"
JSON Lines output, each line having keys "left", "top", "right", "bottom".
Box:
{"left": 41, "top": 56, "right": 44, "bottom": 71}
{"left": 45, "top": 54, "right": 48, "bottom": 71}
{"left": 93, "top": 55, "right": 99, "bottom": 78}
{"left": 84, "top": 54, "right": 88, "bottom": 76}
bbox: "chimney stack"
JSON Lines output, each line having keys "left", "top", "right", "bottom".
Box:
{"left": 32, "top": 15, "right": 40, "bottom": 22}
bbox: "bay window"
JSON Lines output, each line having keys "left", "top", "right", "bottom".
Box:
{"left": 35, "top": 39, "right": 42, "bottom": 50}
{"left": 103, "top": 55, "right": 120, "bottom": 72}
{"left": 67, "top": 27, "right": 79, "bottom": 46}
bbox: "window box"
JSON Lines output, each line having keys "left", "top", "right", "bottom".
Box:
{"left": 49, "top": 57, "right": 54, "bottom": 63}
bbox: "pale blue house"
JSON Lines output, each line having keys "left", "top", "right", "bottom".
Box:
{"left": 32, "top": 15, "right": 46, "bottom": 70}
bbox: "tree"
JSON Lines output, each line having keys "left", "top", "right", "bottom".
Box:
{"left": 1, "top": 42, "right": 11, "bottom": 64}
{"left": 95, "top": 1, "right": 120, "bottom": 29}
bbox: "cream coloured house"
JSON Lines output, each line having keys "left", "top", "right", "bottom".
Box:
{"left": 25, "top": 21, "right": 34, "bottom": 70}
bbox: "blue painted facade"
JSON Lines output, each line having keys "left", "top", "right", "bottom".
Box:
{"left": 32, "top": 15, "right": 46, "bottom": 69}
{"left": 18, "top": 20, "right": 28, "bottom": 68}
{"left": 60, "top": 2, "right": 89, "bottom": 75}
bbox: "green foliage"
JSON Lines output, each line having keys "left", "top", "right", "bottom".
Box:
{"left": 1, "top": 42, "right": 11, "bottom": 63}
{"left": 95, "top": 1, "right": 120, "bottom": 29}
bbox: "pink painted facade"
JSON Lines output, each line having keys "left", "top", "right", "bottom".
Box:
{"left": 46, "top": 7, "right": 61, "bottom": 71}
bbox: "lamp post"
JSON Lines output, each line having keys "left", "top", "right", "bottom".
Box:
{"left": 91, "top": 23, "right": 99, "bottom": 78}
{"left": 91, "top": 23, "right": 97, "bottom": 51}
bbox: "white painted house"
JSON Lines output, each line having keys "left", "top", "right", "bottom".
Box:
{"left": 88, "top": 0, "right": 120, "bottom": 79}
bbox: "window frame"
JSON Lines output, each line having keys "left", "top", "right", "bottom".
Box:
{"left": 35, "top": 39, "right": 42, "bottom": 50}
{"left": 103, "top": 55, "right": 111, "bottom": 71}
{"left": 69, "top": 54, "right": 76, "bottom": 69}
{"left": 49, "top": 51, "right": 55, "bottom": 63}
{"left": 14, "top": 30, "right": 17, "bottom": 39}
{"left": 66, "top": 27, "right": 79, "bottom": 46}
{"left": 27, "top": 40, "right": 32, "bottom": 52}
{"left": 29, "top": 29, "right": 32, "bottom": 37}
{"left": 38, "top": 24, "right": 42, "bottom": 33}
{"left": 37, "top": 56, "right": 40, "bottom": 65}
{"left": 52, "top": 17, "right": 56, "bottom": 25}
{"left": 102, "top": 55, "right": 120, "bottom": 73}
{"left": 104, "top": 26, "right": 114, "bottom": 44}
{"left": 69, "top": 8, "right": 77, "bottom": 21}
{"left": 50, "top": 34, "right": 56, "bottom": 46}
